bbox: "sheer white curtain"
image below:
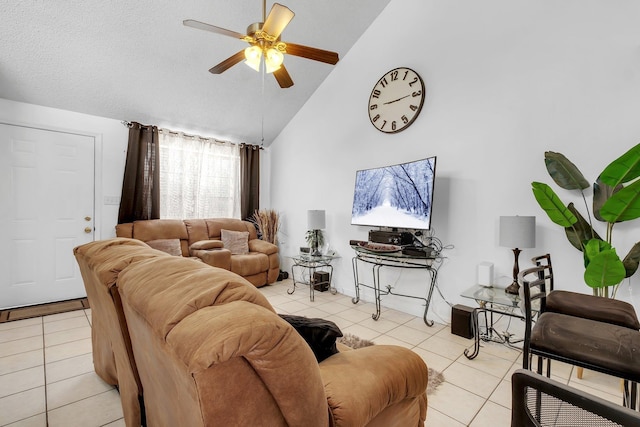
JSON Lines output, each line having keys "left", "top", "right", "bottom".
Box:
{"left": 159, "top": 131, "right": 241, "bottom": 219}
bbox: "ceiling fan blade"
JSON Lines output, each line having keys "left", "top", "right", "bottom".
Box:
{"left": 273, "top": 65, "right": 294, "bottom": 88}
{"left": 284, "top": 42, "right": 339, "bottom": 65}
{"left": 183, "top": 19, "right": 246, "bottom": 40}
{"left": 262, "top": 3, "right": 295, "bottom": 39}
{"left": 209, "top": 51, "right": 246, "bottom": 74}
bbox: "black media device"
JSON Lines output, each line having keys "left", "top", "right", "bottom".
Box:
{"left": 402, "top": 247, "right": 428, "bottom": 257}
{"left": 368, "top": 230, "right": 413, "bottom": 246}
{"left": 451, "top": 305, "right": 474, "bottom": 339}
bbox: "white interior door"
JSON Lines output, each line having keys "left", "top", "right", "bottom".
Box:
{"left": 0, "top": 124, "right": 95, "bottom": 309}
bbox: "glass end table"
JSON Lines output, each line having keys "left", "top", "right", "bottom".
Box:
{"left": 288, "top": 254, "right": 338, "bottom": 301}
{"left": 460, "top": 284, "right": 528, "bottom": 359}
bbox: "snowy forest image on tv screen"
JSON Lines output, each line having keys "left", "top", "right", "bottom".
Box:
{"left": 351, "top": 157, "right": 436, "bottom": 230}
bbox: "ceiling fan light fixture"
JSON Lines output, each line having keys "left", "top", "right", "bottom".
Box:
{"left": 184, "top": 2, "right": 339, "bottom": 88}
{"left": 244, "top": 45, "right": 262, "bottom": 72}
{"left": 265, "top": 48, "right": 284, "bottom": 73}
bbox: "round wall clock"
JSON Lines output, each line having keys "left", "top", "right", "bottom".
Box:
{"left": 368, "top": 67, "right": 426, "bottom": 133}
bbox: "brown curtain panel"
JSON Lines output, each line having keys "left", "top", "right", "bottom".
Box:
{"left": 117, "top": 122, "right": 160, "bottom": 224}
{"left": 240, "top": 144, "right": 260, "bottom": 220}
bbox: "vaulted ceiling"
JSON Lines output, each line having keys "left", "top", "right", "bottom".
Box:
{"left": 1, "top": 0, "right": 391, "bottom": 145}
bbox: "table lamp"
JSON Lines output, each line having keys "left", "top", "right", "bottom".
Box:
{"left": 307, "top": 210, "right": 326, "bottom": 256}
{"left": 499, "top": 216, "right": 536, "bottom": 295}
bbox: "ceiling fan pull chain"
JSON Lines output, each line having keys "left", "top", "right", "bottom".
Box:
{"left": 261, "top": 63, "right": 265, "bottom": 145}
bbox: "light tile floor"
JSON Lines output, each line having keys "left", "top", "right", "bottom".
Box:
{"left": 0, "top": 278, "right": 625, "bottom": 426}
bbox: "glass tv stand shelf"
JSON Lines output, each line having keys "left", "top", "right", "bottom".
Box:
{"left": 350, "top": 245, "right": 438, "bottom": 326}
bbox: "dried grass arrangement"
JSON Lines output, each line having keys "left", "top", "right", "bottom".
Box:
{"left": 252, "top": 209, "right": 280, "bottom": 245}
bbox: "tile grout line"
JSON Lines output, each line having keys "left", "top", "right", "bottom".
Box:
{"left": 41, "top": 316, "right": 49, "bottom": 427}
{"left": 467, "top": 357, "right": 520, "bottom": 425}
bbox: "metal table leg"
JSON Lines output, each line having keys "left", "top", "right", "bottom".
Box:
{"left": 422, "top": 268, "right": 436, "bottom": 326}
{"left": 464, "top": 307, "right": 482, "bottom": 360}
{"left": 287, "top": 265, "right": 298, "bottom": 295}
{"left": 371, "top": 264, "right": 382, "bottom": 320}
{"left": 351, "top": 256, "right": 361, "bottom": 304}
{"left": 309, "top": 266, "right": 316, "bottom": 301}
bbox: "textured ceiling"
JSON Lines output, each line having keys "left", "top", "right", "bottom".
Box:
{"left": 0, "top": 0, "right": 391, "bottom": 145}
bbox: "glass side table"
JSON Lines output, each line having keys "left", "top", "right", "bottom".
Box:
{"left": 288, "top": 254, "right": 338, "bottom": 301}
{"left": 460, "top": 285, "right": 531, "bottom": 360}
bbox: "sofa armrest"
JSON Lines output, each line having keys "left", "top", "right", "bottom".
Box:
{"left": 319, "top": 345, "right": 428, "bottom": 426}
{"left": 189, "top": 240, "right": 224, "bottom": 251}
{"left": 168, "top": 302, "right": 329, "bottom": 427}
{"left": 248, "top": 239, "right": 278, "bottom": 255}
{"left": 190, "top": 248, "right": 231, "bottom": 270}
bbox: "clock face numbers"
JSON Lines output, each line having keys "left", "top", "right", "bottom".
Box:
{"left": 368, "top": 67, "right": 425, "bottom": 133}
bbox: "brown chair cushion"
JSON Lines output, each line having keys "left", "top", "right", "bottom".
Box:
{"left": 531, "top": 312, "right": 640, "bottom": 381}
{"left": 229, "top": 253, "right": 269, "bottom": 276}
{"left": 546, "top": 290, "right": 640, "bottom": 329}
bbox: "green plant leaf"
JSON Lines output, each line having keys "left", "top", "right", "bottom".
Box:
{"left": 599, "top": 179, "right": 640, "bottom": 223}
{"left": 544, "top": 151, "right": 590, "bottom": 190}
{"left": 598, "top": 142, "right": 640, "bottom": 188}
{"left": 531, "top": 182, "right": 577, "bottom": 227}
{"left": 584, "top": 238, "right": 613, "bottom": 263}
{"left": 305, "top": 229, "right": 324, "bottom": 248}
{"left": 583, "top": 248, "right": 626, "bottom": 288}
{"left": 622, "top": 242, "right": 640, "bottom": 278}
{"left": 593, "top": 179, "right": 622, "bottom": 222}
{"left": 564, "top": 203, "right": 601, "bottom": 251}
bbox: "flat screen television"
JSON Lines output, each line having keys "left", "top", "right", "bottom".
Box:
{"left": 351, "top": 156, "right": 437, "bottom": 230}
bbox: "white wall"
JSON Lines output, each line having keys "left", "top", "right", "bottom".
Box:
{"left": 268, "top": 0, "right": 640, "bottom": 322}
{"left": 0, "top": 97, "right": 274, "bottom": 237}
{"left": 0, "top": 98, "right": 129, "bottom": 239}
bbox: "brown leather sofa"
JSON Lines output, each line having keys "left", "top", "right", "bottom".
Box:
{"left": 115, "top": 218, "right": 279, "bottom": 287}
{"left": 75, "top": 239, "right": 429, "bottom": 427}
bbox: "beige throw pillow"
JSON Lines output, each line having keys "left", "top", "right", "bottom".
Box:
{"left": 146, "top": 239, "right": 182, "bottom": 256}
{"left": 221, "top": 229, "right": 250, "bottom": 255}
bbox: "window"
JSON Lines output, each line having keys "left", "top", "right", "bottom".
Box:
{"left": 159, "top": 131, "right": 240, "bottom": 219}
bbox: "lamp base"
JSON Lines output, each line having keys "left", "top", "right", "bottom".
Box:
{"left": 505, "top": 281, "right": 520, "bottom": 295}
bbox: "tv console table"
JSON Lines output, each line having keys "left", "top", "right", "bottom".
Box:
{"left": 350, "top": 245, "right": 438, "bottom": 326}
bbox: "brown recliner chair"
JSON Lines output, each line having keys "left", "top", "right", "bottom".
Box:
{"left": 79, "top": 239, "right": 428, "bottom": 426}
{"left": 74, "top": 238, "right": 172, "bottom": 427}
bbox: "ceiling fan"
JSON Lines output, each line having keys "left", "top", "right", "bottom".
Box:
{"left": 184, "top": 1, "right": 340, "bottom": 88}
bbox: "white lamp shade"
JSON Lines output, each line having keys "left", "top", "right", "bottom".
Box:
{"left": 307, "top": 210, "right": 326, "bottom": 230}
{"left": 244, "top": 46, "right": 262, "bottom": 72}
{"left": 264, "top": 48, "right": 283, "bottom": 73}
{"left": 499, "top": 216, "right": 536, "bottom": 249}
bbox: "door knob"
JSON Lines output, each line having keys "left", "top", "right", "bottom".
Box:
{"left": 84, "top": 227, "right": 92, "bottom": 233}
{"left": 85, "top": 216, "right": 92, "bottom": 221}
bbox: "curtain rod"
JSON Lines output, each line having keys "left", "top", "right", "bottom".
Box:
{"left": 121, "top": 120, "right": 263, "bottom": 150}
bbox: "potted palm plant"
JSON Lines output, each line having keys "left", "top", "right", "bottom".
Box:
{"left": 531, "top": 143, "right": 640, "bottom": 297}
